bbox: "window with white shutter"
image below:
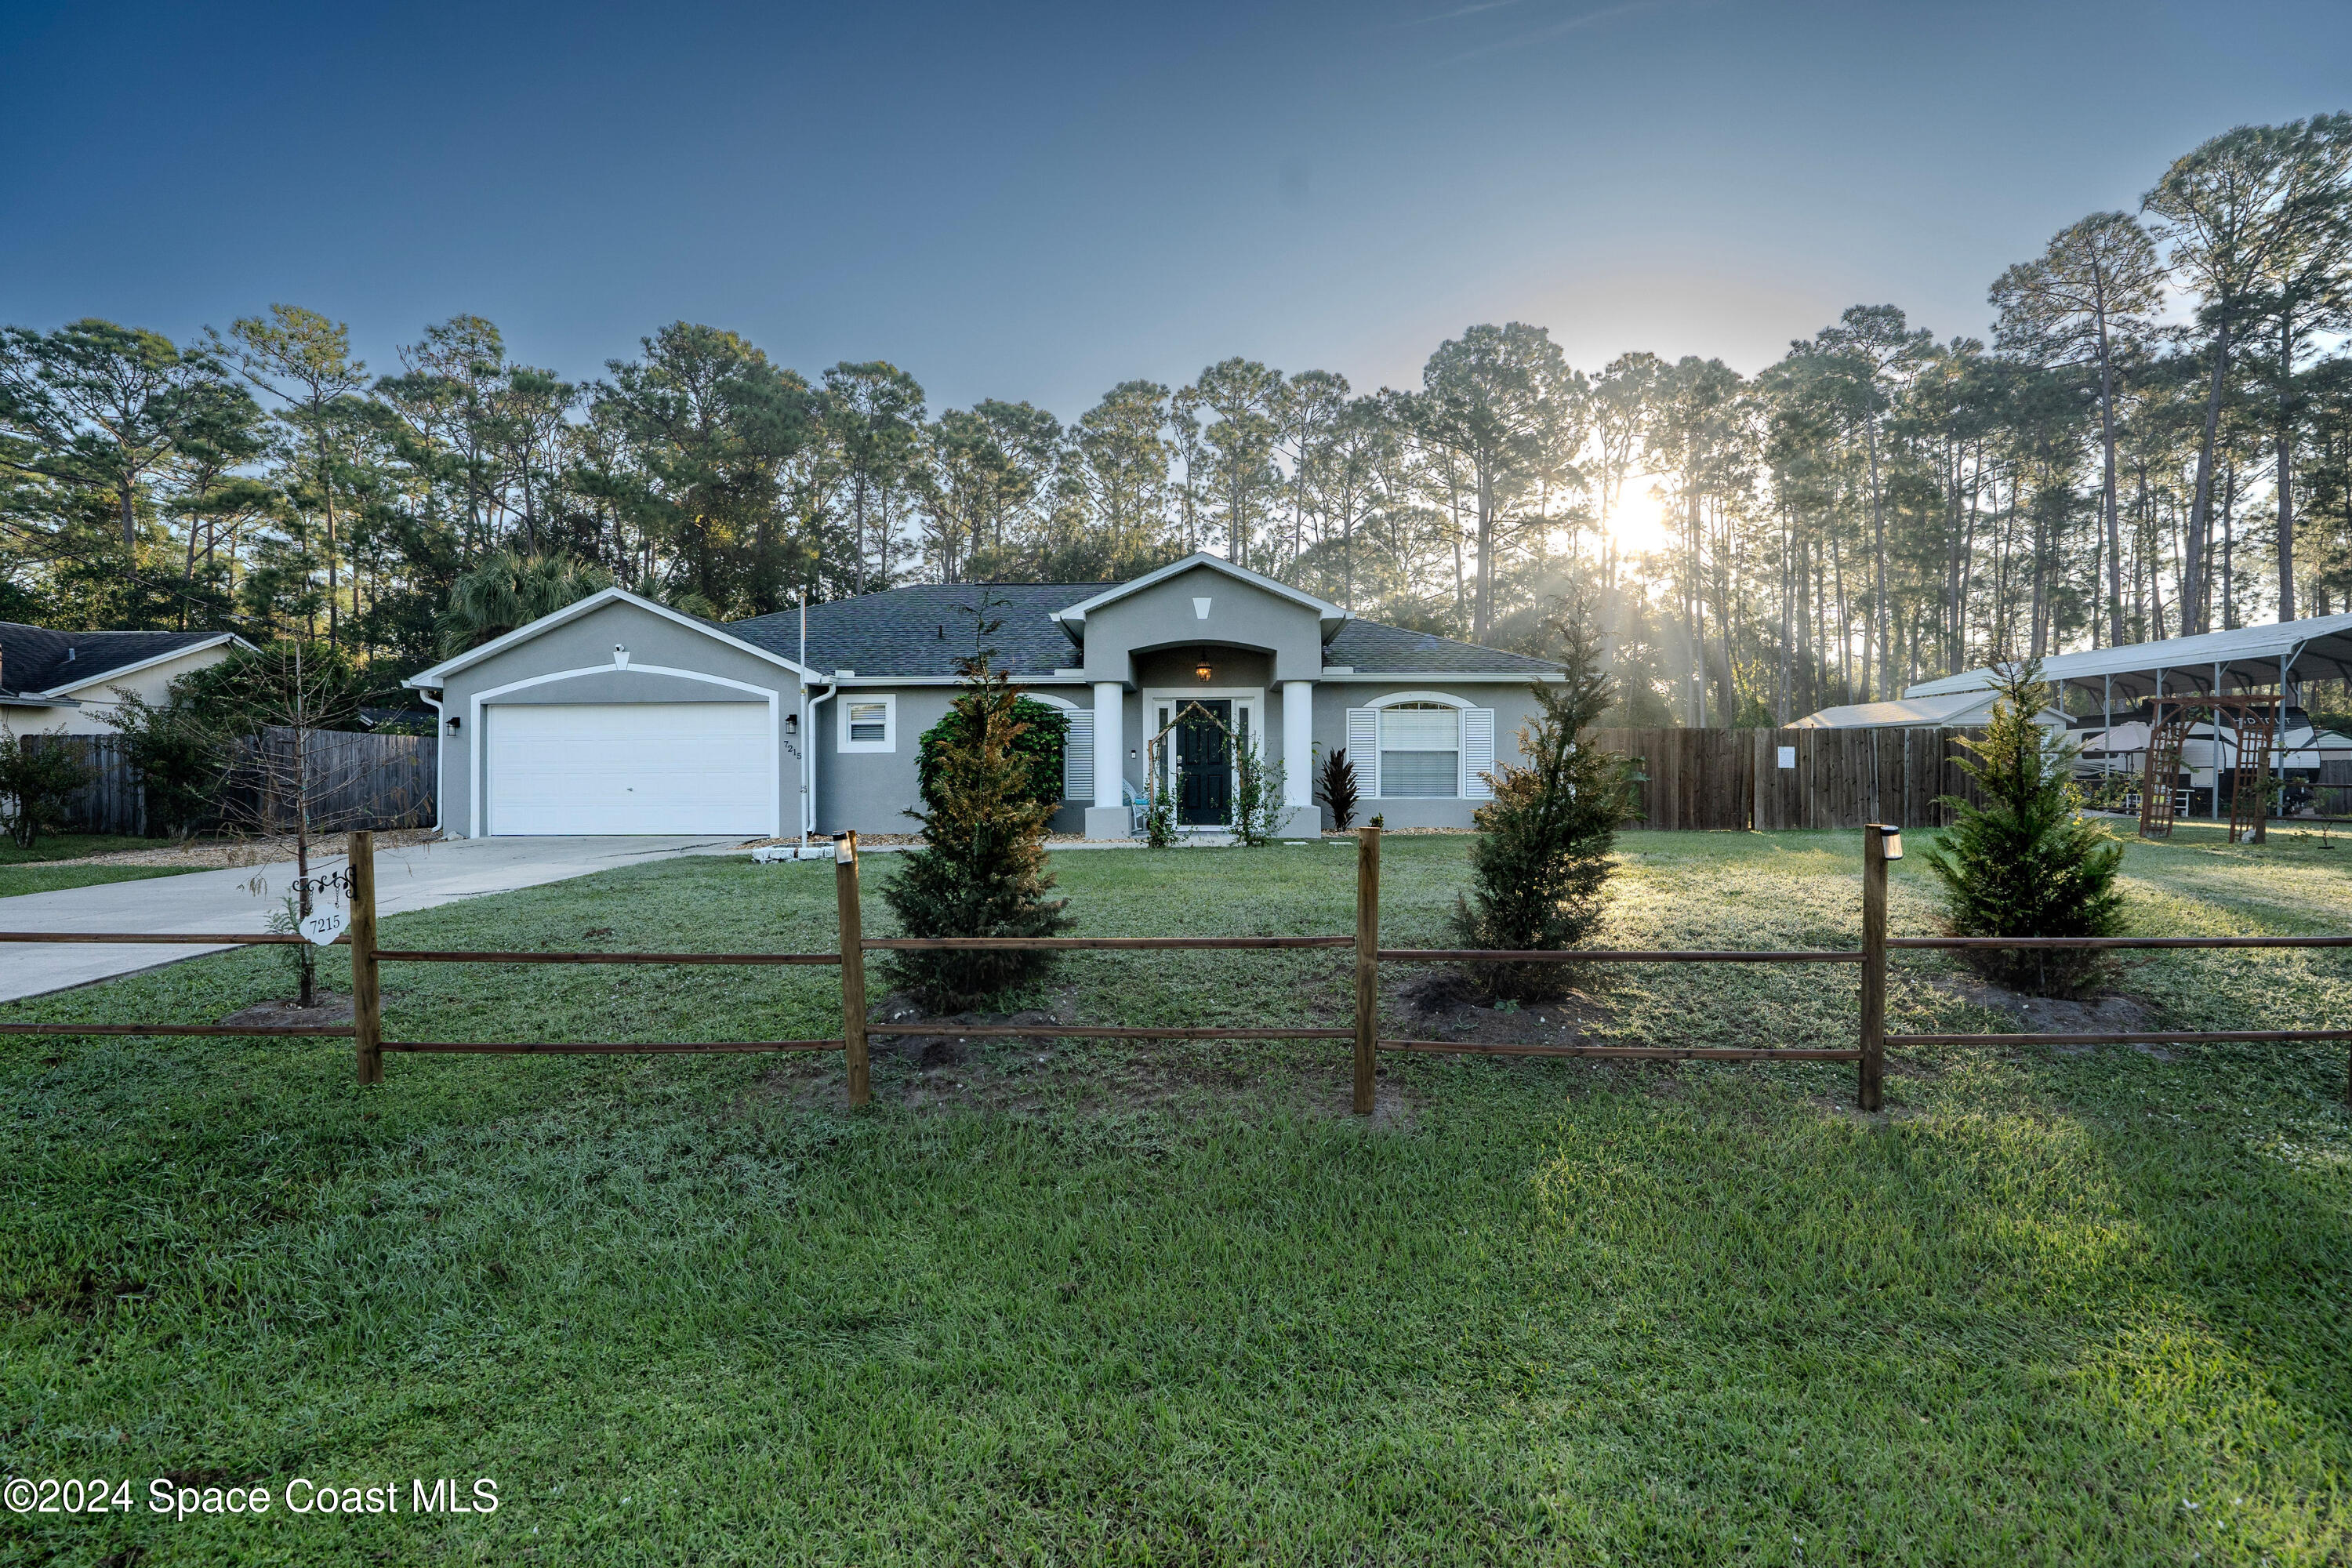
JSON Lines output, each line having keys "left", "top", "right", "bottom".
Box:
{"left": 1461, "top": 708, "right": 1494, "bottom": 799}
{"left": 1345, "top": 707, "right": 1379, "bottom": 797}
{"left": 1063, "top": 710, "right": 1094, "bottom": 801}
{"left": 1378, "top": 703, "right": 1459, "bottom": 797}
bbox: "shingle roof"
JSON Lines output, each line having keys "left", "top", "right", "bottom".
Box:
{"left": 1323, "top": 619, "right": 1559, "bottom": 675}
{"left": 0, "top": 624, "right": 227, "bottom": 699}
{"left": 723, "top": 583, "right": 1563, "bottom": 681}
{"left": 728, "top": 584, "right": 1100, "bottom": 677}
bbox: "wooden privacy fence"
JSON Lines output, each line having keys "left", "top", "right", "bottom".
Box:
{"left": 27, "top": 735, "right": 149, "bottom": 837}
{"left": 227, "top": 728, "right": 437, "bottom": 834}
{"left": 2, "top": 826, "right": 2348, "bottom": 1113}
{"left": 23, "top": 729, "right": 437, "bottom": 837}
{"left": 1590, "top": 727, "right": 1988, "bottom": 831}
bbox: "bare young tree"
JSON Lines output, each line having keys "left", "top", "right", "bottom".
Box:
{"left": 187, "top": 643, "right": 379, "bottom": 1006}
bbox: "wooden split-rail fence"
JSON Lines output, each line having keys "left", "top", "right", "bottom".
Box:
{"left": 2, "top": 826, "right": 2348, "bottom": 1112}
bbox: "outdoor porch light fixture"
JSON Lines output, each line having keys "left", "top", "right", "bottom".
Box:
{"left": 445, "top": 714, "right": 460, "bottom": 734}
{"left": 784, "top": 713, "right": 799, "bottom": 737}
{"left": 1194, "top": 650, "right": 1214, "bottom": 682}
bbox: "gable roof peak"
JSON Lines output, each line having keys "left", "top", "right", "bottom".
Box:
{"left": 401, "top": 585, "right": 815, "bottom": 688}
{"left": 1052, "top": 553, "right": 1348, "bottom": 626}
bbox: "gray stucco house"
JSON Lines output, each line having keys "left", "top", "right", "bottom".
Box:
{"left": 402, "top": 553, "right": 1563, "bottom": 839}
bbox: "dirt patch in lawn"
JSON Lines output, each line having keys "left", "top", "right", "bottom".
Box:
{"left": 222, "top": 993, "right": 353, "bottom": 1029}
{"left": 1918, "top": 975, "right": 2169, "bottom": 1055}
{"left": 1390, "top": 967, "right": 1611, "bottom": 1047}
{"left": 759, "top": 988, "right": 1419, "bottom": 1127}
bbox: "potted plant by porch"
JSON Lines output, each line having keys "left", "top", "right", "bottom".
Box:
{"left": 883, "top": 605, "right": 1073, "bottom": 1009}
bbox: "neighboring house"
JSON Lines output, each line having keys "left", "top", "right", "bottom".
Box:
{"left": 1790, "top": 691, "right": 2067, "bottom": 731}
{"left": 401, "top": 552, "right": 1566, "bottom": 839}
{"left": 0, "top": 623, "right": 247, "bottom": 736}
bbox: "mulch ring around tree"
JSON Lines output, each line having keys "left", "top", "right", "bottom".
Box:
{"left": 1392, "top": 967, "right": 1610, "bottom": 1050}
{"left": 222, "top": 993, "right": 354, "bottom": 1029}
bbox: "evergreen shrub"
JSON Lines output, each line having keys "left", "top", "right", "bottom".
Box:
{"left": 1922, "top": 662, "right": 2125, "bottom": 998}
{"left": 882, "top": 645, "right": 1073, "bottom": 1009}
{"left": 0, "top": 728, "right": 91, "bottom": 849}
{"left": 917, "top": 696, "right": 1068, "bottom": 811}
{"left": 1451, "top": 598, "right": 1632, "bottom": 1000}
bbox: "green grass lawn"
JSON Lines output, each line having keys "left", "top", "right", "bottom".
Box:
{"left": 0, "top": 833, "right": 158, "bottom": 866}
{"left": 0, "top": 833, "right": 203, "bottom": 898}
{"left": 2, "top": 829, "right": 2347, "bottom": 1564}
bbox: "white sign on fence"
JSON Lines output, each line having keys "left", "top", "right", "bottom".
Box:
{"left": 298, "top": 908, "right": 350, "bottom": 947}
{"left": 1777, "top": 746, "right": 1797, "bottom": 770}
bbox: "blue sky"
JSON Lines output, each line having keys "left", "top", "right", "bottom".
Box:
{"left": 2, "top": 0, "right": 2346, "bottom": 416}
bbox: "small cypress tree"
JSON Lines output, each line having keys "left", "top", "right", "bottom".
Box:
{"left": 1922, "top": 661, "right": 2125, "bottom": 998}
{"left": 881, "top": 608, "right": 1073, "bottom": 1010}
{"left": 1452, "top": 594, "right": 1632, "bottom": 1000}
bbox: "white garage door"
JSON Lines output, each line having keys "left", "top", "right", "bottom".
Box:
{"left": 485, "top": 702, "right": 773, "bottom": 835}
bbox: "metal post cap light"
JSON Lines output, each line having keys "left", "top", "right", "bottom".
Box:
{"left": 1871, "top": 823, "right": 1903, "bottom": 860}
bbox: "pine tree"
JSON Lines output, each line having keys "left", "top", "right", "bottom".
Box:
{"left": 1922, "top": 661, "right": 2125, "bottom": 998}
{"left": 880, "top": 608, "right": 1072, "bottom": 1009}
{"left": 1453, "top": 592, "right": 1632, "bottom": 1000}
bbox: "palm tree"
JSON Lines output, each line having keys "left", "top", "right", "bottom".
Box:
{"left": 436, "top": 550, "right": 615, "bottom": 655}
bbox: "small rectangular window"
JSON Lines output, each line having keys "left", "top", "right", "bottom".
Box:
{"left": 840, "top": 695, "right": 895, "bottom": 752}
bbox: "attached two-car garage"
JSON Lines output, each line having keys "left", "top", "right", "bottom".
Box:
{"left": 483, "top": 702, "right": 775, "bottom": 836}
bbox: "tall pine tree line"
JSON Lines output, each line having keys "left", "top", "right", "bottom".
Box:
{"left": 2, "top": 117, "right": 2347, "bottom": 720}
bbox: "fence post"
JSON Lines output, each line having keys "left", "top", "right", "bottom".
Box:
{"left": 347, "top": 829, "right": 383, "bottom": 1086}
{"left": 835, "top": 831, "right": 869, "bottom": 1106}
{"left": 1858, "top": 822, "right": 1889, "bottom": 1112}
{"left": 1354, "top": 824, "right": 1381, "bottom": 1116}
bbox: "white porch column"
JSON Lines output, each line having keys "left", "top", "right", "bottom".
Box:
{"left": 1092, "top": 681, "right": 1123, "bottom": 811}
{"left": 1283, "top": 679, "right": 1314, "bottom": 809}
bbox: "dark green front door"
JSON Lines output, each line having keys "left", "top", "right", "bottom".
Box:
{"left": 1175, "top": 700, "right": 1232, "bottom": 826}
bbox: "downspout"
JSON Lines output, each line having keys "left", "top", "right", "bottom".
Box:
{"left": 418, "top": 690, "right": 445, "bottom": 836}
{"left": 804, "top": 680, "right": 837, "bottom": 840}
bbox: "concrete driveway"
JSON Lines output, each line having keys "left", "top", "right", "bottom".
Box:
{"left": 0, "top": 836, "right": 746, "bottom": 1004}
